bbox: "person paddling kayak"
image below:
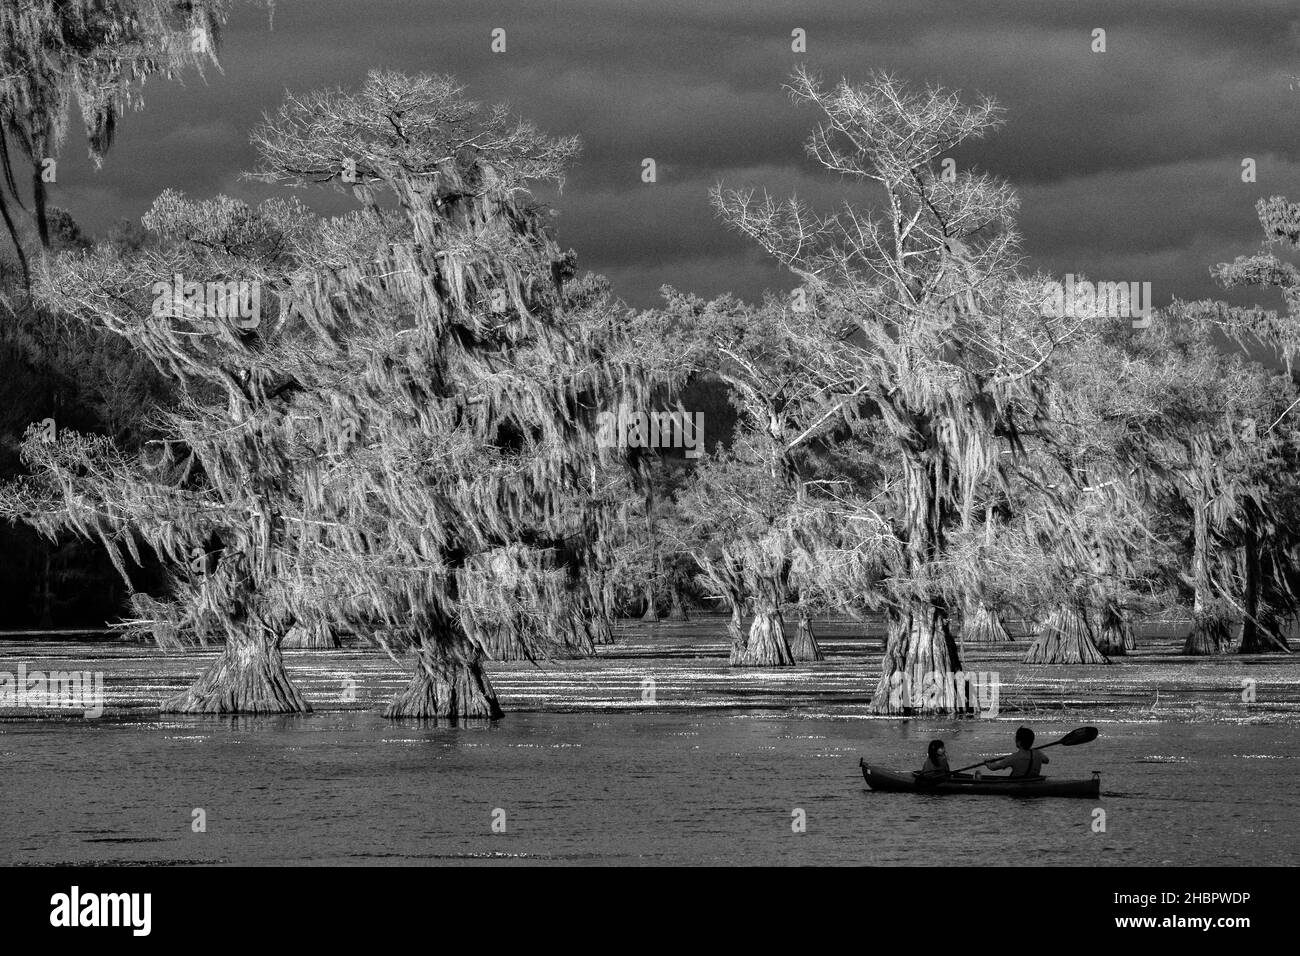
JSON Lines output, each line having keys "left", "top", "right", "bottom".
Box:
{"left": 920, "top": 739, "right": 950, "bottom": 775}
{"left": 982, "top": 726, "right": 1048, "bottom": 778}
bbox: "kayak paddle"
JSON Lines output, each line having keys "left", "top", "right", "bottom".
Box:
{"left": 915, "top": 726, "right": 1099, "bottom": 784}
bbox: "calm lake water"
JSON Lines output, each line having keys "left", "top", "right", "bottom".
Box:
{"left": 2, "top": 622, "right": 1298, "bottom": 865}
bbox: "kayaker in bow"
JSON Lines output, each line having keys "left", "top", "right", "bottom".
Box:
{"left": 920, "top": 739, "right": 950, "bottom": 775}
{"left": 983, "top": 726, "right": 1048, "bottom": 778}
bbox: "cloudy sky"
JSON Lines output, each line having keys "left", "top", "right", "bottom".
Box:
{"left": 45, "top": 0, "right": 1300, "bottom": 310}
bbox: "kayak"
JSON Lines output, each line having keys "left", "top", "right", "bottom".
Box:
{"left": 859, "top": 759, "right": 1100, "bottom": 798}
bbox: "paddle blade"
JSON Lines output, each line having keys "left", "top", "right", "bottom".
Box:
{"left": 1059, "top": 726, "right": 1099, "bottom": 746}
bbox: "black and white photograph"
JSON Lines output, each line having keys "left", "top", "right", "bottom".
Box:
{"left": 0, "top": 0, "right": 1292, "bottom": 931}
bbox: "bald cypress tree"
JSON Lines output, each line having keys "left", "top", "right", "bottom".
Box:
{"left": 1175, "top": 196, "right": 1300, "bottom": 653}
{"left": 666, "top": 291, "right": 847, "bottom": 668}
{"left": 5, "top": 72, "right": 644, "bottom": 717}
{"left": 244, "top": 72, "right": 645, "bottom": 717}
{"left": 5, "top": 189, "right": 316, "bottom": 711}
{"left": 711, "top": 70, "right": 1090, "bottom": 712}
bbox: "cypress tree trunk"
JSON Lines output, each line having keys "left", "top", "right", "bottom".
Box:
{"left": 868, "top": 451, "right": 967, "bottom": 713}
{"left": 870, "top": 599, "right": 965, "bottom": 713}
{"left": 640, "top": 485, "right": 660, "bottom": 622}
{"left": 666, "top": 586, "right": 689, "bottom": 621}
{"left": 587, "top": 614, "right": 615, "bottom": 646}
{"left": 162, "top": 627, "right": 310, "bottom": 713}
{"left": 726, "top": 601, "right": 747, "bottom": 664}
{"left": 735, "top": 596, "right": 794, "bottom": 667}
{"left": 481, "top": 624, "right": 529, "bottom": 661}
{"left": 384, "top": 632, "right": 502, "bottom": 720}
{"left": 640, "top": 580, "right": 659, "bottom": 622}
{"left": 590, "top": 576, "right": 616, "bottom": 645}
{"left": 32, "top": 165, "right": 50, "bottom": 248}
{"left": 476, "top": 613, "right": 606, "bottom": 661}
{"left": 281, "top": 620, "right": 342, "bottom": 648}
{"left": 1183, "top": 617, "right": 1231, "bottom": 655}
{"left": 1024, "top": 604, "right": 1109, "bottom": 664}
{"left": 1240, "top": 614, "right": 1290, "bottom": 653}
{"left": 790, "top": 611, "right": 824, "bottom": 661}
{"left": 558, "top": 614, "right": 596, "bottom": 658}
{"left": 0, "top": 187, "right": 30, "bottom": 289}
{"left": 1239, "top": 528, "right": 1291, "bottom": 653}
{"left": 1095, "top": 603, "right": 1133, "bottom": 656}
{"left": 963, "top": 602, "right": 1011, "bottom": 643}
{"left": 1183, "top": 491, "right": 1231, "bottom": 654}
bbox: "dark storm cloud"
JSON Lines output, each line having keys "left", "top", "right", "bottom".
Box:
{"left": 40, "top": 0, "right": 1300, "bottom": 308}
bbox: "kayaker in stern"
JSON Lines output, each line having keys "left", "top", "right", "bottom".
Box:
{"left": 920, "top": 739, "right": 950, "bottom": 775}
{"left": 983, "top": 727, "right": 1048, "bottom": 778}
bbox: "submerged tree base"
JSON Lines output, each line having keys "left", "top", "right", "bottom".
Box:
{"left": 1095, "top": 604, "right": 1134, "bottom": 657}
{"left": 731, "top": 607, "right": 795, "bottom": 667}
{"left": 1182, "top": 618, "right": 1232, "bottom": 655}
{"left": 790, "top": 614, "right": 824, "bottom": 662}
{"left": 963, "top": 603, "right": 1012, "bottom": 643}
{"left": 281, "top": 622, "right": 341, "bottom": 649}
{"left": 726, "top": 608, "right": 747, "bottom": 664}
{"left": 641, "top": 586, "right": 660, "bottom": 623}
{"left": 558, "top": 619, "right": 597, "bottom": 658}
{"left": 162, "top": 640, "right": 311, "bottom": 714}
{"left": 383, "top": 642, "right": 503, "bottom": 720}
{"left": 588, "top": 617, "right": 616, "bottom": 645}
{"left": 1024, "top": 605, "right": 1109, "bottom": 664}
{"left": 481, "top": 626, "right": 530, "bottom": 661}
{"left": 870, "top": 600, "right": 967, "bottom": 714}
{"left": 1239, "top": 615, "right": 1291, "bottom": 654}
{"left": 475, "top": 616, "right": 607, "bottom": 661}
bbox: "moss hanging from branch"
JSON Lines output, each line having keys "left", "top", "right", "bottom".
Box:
{"left": 4, "top": 72, "right": 655, "bottom": 719}
{"left": 697, "top": 70, "right": 1098, "bottom": 711}
{"left": 0, "top": 0, "right": 238, "bottom": 262}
